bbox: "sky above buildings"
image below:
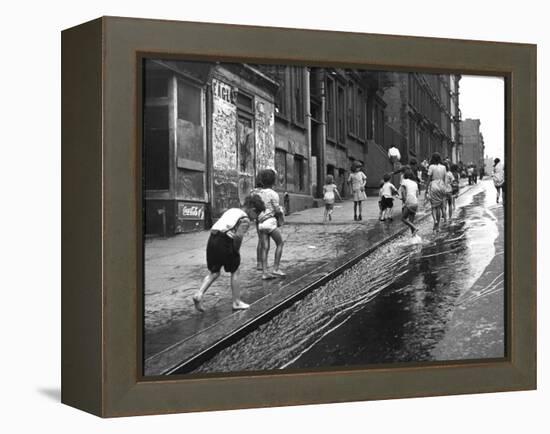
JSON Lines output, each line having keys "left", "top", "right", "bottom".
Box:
{"left": 459, "top": 75, "right": 505, "bottom": 160}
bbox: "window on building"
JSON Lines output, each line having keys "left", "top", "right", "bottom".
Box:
{"left": 177, "top": 80, "right": 201, "bottom": 125}
{"left": 373, "top": 101, "right": 385, "bottom": 146}
{"left": 310, "top": 68, "right": 321, "bottom": 100}
{"left": 175, "top": 78, "right": 206, "bottom": 201}
{"left": 294, "top": 155, "right": 306, "bottom": 192}
{"left": 338, "top": 167, "right": 347, "bottom": 197}
{"left": 418, "top": 128, "right": 423, "bottom": 157}
{"left": 366, "top": 98, "right": 373, "bottom": 141}
{"left": 236, "top": 91, "right": 254, "bottom": 114}
{"left": 337, "top": 84, "right": 346, "bottom": 143}
{"left": 326, "top": 76, "right": 336, "bottom": 141}
{"left": 237, "top": 115, "right": 255, "bottom": 175}
{"left": 144, "top": 105, "right": 170, "bottom": 190}
{"left": 347, "top": 82, "right": 355, "bottom": 136}
{"left": 275, "top": 149, "right": 287, "bottom": 190}
{"left": 409, "top": 117, "right": 416, "bottom": 155}
{"left": 291, "top": 67, "right": 305, "bottom": 126}
{"left": 357, "top": 88, "right": 366, "bottom": 140}
{"left": 274, "top": 66, "right": 289, "bottom": 119}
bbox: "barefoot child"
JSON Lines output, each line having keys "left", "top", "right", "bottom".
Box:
{"left": 379, "top": 173, "right": 399, "bottom": 221}
{"left": 323, "top": 174, "right": 342, "bottom": 222}
{"left": 377, "top": 178, "right": 384, "bottom": 220}
{"left": 347, "top": 163, "right": 367, "bottom": 221}
{"left": 250, "top": 173, "right": 265, "bottom": 271}
{"left": 399, "top": 169, "right": 420, "bottom": 235}
{"left": 257, "top": 169, "right": 286, "bottom": 279}
{"left": 192, "top": 194, "right": 265, "bottom": 312}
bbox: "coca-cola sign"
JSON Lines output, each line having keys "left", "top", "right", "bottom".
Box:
{"left": 178, "top": 202, "right": 205, "bottom": 220}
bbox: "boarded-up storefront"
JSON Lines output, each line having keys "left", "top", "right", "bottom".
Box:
{"left": 210, "top": 66, "right": 278, "bottom": 219}
{"left": 143, "top": 60, "right": 209, "bottom": 235}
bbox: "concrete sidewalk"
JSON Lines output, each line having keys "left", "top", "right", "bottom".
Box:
{"left": 144, "top": 183, "right": 469, "bottom": 375}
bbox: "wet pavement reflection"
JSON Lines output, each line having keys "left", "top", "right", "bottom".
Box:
{"left": 192, "top": 181, "right": 505, "bottom": 374}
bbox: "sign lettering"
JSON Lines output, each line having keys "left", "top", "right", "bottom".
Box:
{"left": 178, "top": 202, "right": 205, "bottom": 220}
{"left": 212, "top": 79, "right": 236, "bottom": 104}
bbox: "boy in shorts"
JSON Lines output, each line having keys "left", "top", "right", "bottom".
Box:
{"left": 379, "top": 173, "right": 398, "bottom": 221}
{"left": 192, "top": 194, "right": 265, "bottom": 312}
{"left": 399, "top": 169, "right": 420, "bottom": 235}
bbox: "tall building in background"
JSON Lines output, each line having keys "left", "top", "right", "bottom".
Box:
{"left": 450, "top": 75, "right": 462, "bottom": 163}
{"left": 461, "top": 118, "right": 485, "bottom": 169}
{"left": 143, "top": 59, "right": 464, "bottom": 236}
{"left": 382, "top": 72, "right": 462, "bottom": 165}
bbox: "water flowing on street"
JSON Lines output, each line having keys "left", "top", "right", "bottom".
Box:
{"left": 192, "top": 180, "right": 504, "bottom": 374}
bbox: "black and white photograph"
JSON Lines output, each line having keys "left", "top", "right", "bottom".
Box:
{"left": 142, "top": 59, "right": 505, "bottom": 376}
{"left": 3, "top": 0, "right": 546, "bottom": 429}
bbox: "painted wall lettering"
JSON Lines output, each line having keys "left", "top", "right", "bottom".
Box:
{"left": 178, "top": 202, "right": 205, "bottom": 220}
{"left": 212, "top": 79, "right": 236, "bottom": 104}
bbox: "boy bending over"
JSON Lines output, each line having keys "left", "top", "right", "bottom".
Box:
{"left": 192, "top": 194, "right": 265, "bottom": 312}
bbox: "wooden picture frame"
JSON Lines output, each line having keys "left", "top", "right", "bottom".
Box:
{"left": 61, "top": 16, "right": 536, "bottom": 417}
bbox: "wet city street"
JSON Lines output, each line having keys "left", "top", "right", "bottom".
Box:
{"left": 191, "top": 180, "right": 505, "bottom": 374}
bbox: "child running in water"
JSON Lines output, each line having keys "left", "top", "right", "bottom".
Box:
{"left": 192, "top": 194, "right": 265, "bottom": 312}
{"left": 347, "top": 163, "right": 367, "bottom": 221}
{"left": 379, "top": 173, "right": 399, "bottom": 221}
{"left": 377, "top": 177, "right": 385, "bottom": 220}
{"left": 323, "top": 174, "right": 342, "bottom": 222}
{"left": 399, "top": 169, "right": 420, "bottom": 236}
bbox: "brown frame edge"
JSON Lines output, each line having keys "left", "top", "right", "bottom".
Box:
{"left": 61, "top": 16, "right": 536, "bottom": 417}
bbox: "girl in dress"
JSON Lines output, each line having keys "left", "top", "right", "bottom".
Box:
{"left": 426, "top": 152, "right": 448, "bottom": 232}
{"left": 347, "top": 163, "right": 367, "bottom": 221}
{"left": 444, "top": 162, "right": 456, "bottom": 219}
{"left": 492, "top": 158, "right": 505, "bottom": 203}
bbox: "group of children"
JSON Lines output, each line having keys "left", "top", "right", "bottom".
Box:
{"left": 192, "top": 168, "right": 286, "bottom": 313}
{"left": 322, "top": 163, "right": 367, "bottom": 222}
{"left": 193, "top": 158, "right": 461, "bottom": 313}
{"left": 323, "top": 162, "right": 421, "bottom": 237}
{"left": 377, "top": 170, "right": 420, "bottom": 236}
{"left": 424, "top": 153, "right": 461, "bottom": 231}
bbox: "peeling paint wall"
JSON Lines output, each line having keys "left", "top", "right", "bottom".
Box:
{"left": 212, "top": 79, "right": 239, "bottom": 217}
{"left": 211, "top": 77, "right": 277, "bottom": 218}
{"left": 255, "top": 97, "right": 275, "bottom": 171}
{"left": 212, "top": 87, "right": 237, "bottom": 171}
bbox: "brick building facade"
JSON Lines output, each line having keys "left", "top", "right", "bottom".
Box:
{"left": 382, "top": 72, "right": 462, "bottom": 166}
{"left": 461, "top": 118, "right": 485, "bottom": 169}
{"left": 143, "top": 59, "right": 462, "bottom": 235}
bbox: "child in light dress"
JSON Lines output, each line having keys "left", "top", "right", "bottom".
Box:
{"left": 347, "top": 164, "right": 367, "bottom": 221}
{"left": 323, "top": 174, "right": 342, "bottom": 223}
{"left": 399, "top": 169, "right": 420, "bottom": 236}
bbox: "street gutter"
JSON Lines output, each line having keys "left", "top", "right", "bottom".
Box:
{"left": 155, "top": 184, "right": 476, "bottom": 376}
